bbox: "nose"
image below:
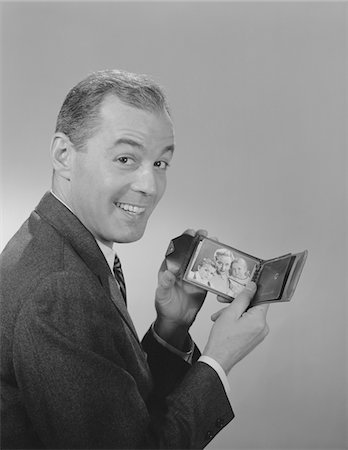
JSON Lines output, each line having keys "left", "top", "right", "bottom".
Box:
{"left": 131, "top": 166, "right": 157, "bottom": 196}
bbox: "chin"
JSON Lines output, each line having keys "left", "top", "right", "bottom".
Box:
{"left": 112, "top": 227, "right": 146, "bottom": 244}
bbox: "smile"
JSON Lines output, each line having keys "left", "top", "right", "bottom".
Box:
{"left": 115, "top": 202, "right": 146, "bottom": 215}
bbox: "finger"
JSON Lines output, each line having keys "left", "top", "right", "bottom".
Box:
{"left": 242, "top": 303, "right": 270, "bottom": 338}
{"left": 158, "top": 259, "right": 168, "bottom": 274}
{"left": 217, "top": 295, "right": 232, "bottom": 304}
{"left": 156, "top": 270, "right": 176, "bottom": 305}
{"left": 183, "top": 229, "right": 196, "bottom": 236}
{"left": 182, "top": 229, "right": 208, "bottom": 238}
{"left": 196, "top": 229, "right": 208, "bottom": 238}
{"left": 157, "top": 269, "right": 176, "bottom": 288}
{"left": 245, "top": 302, "right": 270, "bottom": 318}
{"left": 230, "top": 281, "right": 257, "bottom": 318}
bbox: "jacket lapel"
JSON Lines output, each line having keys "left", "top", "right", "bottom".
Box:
{"left": 99, "top": 270, "right": 139, "bottom": 340}
{"left": 35, "top": 192, "right": 140, "bottom": 343}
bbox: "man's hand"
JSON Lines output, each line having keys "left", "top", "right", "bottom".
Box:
{"left": 154, "top": 229, "right": 207, "bottom": 350}
{"left": 203, "top": 282, "right": 269, "bottom": 374}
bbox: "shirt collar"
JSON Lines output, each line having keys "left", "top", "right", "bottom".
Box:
{"left": 95, "top": 240, "right": 116, "bottom": 273}
{"left": 50, "top": 190, "right": 116, "bottom": 273}
{"left": 50, "top": 190, "right": 73, "bottom": 212}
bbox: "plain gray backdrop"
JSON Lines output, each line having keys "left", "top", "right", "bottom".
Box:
{"left": 1, "top": 2, "right": 347, "bottom": 449}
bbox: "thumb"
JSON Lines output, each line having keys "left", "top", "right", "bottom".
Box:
{"left": 230, "top": 281, "right": 257, "bottom": 318}
{"left": 211, "top": 306, "right": 228, "bottom": 322}
{"left": 156, "top": 270, "right": 176, "bottom": 303}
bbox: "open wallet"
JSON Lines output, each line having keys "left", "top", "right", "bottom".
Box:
{"left": 165, "top": 233, "right": 308, "bottom": 306}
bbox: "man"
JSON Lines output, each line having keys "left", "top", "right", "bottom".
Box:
{"left": 0, "top": 69, "right": 269, "bottom": 449}
{"left": 210, "top": 248, "right": 234, "bottom": 294}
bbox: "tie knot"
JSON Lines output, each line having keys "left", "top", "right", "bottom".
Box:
{"left": 113, "top": 254, "right": 122, "bottom": 272}
{"left": 113, "top": 253, "right": 127, "bottom": 304}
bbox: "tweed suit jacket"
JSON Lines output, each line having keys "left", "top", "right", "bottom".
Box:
{"left": 0, "top": 192, "right": 233, "bottom": 449}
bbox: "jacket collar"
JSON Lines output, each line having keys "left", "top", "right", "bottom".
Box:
{"left": 34, "top": 191, "right": 139, "bottom": 342}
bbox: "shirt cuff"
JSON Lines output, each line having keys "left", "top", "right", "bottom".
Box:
{"left": 198, "top": 355, "right": 231, "bottom": 395}
{"left": 151, "top": 323, "right": 195, "bottom": 363}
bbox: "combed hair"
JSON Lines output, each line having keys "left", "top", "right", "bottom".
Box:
{"left": 55, "top": 69, "right": 170, "bottom": 150}
{"left": 232, "top": 257, "right": 248, "bottom": 268}
{"left": 214, "top": 248, "right": 234, "bottom": 261}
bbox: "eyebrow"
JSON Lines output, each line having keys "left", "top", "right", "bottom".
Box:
{"left": 114, "top": 138, "right": 174, "bottom": 154}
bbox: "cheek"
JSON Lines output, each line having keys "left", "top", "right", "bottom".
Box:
{"left": 72, "top": 165, "right": 111, "bottom": 210}
{"left": 74, "top": 173, "right": 100, "bottom": 202}
{"left": 72, "top": 158, "right": 95, "bottom": 190}
{"left": 156, "top": 174, "right": 167, "bottom": 198}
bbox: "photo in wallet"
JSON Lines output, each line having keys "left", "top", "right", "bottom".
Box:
{"left": 185, "top": 238, "right": 258, "bottom": 298}
{"left": 165, "top": 234, "right": 308, "bottom": 305}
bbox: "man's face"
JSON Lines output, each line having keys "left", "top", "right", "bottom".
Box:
{"left": 215, "top": 255, "right": 232, "bottom": 275}
{"left": 68, "top": 95, "right": 174, "bottom": 245}
{"left": 198, "top": 264, "right": 216, "bottom": 281}
{"left": 231, "top": 260, "right": 247, "bottom": 279}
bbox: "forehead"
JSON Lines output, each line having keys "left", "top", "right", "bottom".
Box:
{"left": 97, "top": 94, "right": 174, "bottom": 140}
{"left": 217, "top": 255, "right": 232, "bottom": 262}
{"left": 234, "top": 260, "right": 246, "bottom": 267}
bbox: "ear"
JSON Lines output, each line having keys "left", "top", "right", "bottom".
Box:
{"left": 51, "top": 132, "right": 75, "bottom": 180}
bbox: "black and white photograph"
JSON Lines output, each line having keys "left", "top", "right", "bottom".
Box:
{"left": 0, "top": 2, "right": 346, "bottom": 450}
{"left": 184, "top": 237, "right": 258, "bottom": 299}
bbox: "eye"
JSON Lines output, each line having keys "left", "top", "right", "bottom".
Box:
{"left": 154, "top": 160, "right": 170, "bottom": 170}
{"left": 115, "top": 155, "right": 138, "bottom": 167}
{"left": 117, "top": 156, "right": 130, "bottom": 164}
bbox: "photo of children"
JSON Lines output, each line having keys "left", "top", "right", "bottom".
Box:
{"left": 184, "top": 238, "right": 258, "bottom": 299}
{"left": 187, "top": 258, "right": 217, "bottom": 287}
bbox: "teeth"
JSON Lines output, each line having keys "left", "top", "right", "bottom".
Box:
{"left": 116, "top": 202, "right": 145, "bottom": 214}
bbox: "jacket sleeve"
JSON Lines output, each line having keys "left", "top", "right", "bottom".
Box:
{"left": 142, "top": 329, "right": 234, "bottom": 448}
{"left": 13, "top": 273, "right": 234, "bottom": 449}
{"left": 141, "top": 326, "right": 201, "bottom": 399}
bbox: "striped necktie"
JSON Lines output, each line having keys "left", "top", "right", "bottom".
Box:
{"left": 113, "top": 254, "right": 127, "bottom": 304}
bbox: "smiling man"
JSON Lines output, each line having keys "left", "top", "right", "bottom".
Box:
{"left": 52, "top": 91, "right": 174, "bottom": 246}
{"left": 0, "top": 70, "right": 269, "bottom": 449}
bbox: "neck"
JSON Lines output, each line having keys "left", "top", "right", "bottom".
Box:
{"left": 51, "top": 177, "right": 73, "bottom": 211}
{"left": 51, "top": 185, "right": 115, "bottom": 249}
